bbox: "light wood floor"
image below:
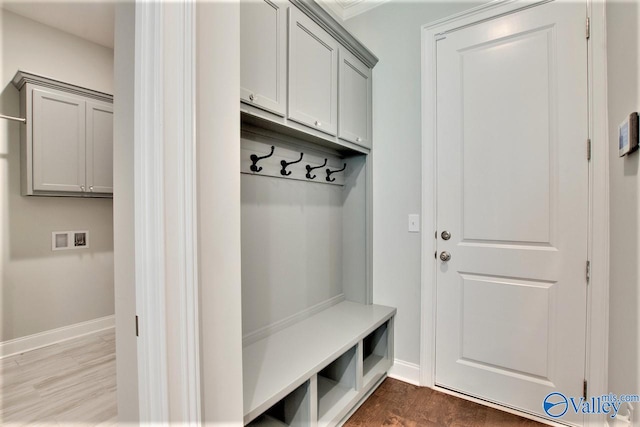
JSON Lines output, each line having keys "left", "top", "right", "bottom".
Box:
{"left": 0, "top": 329, "right": 116, "bottom": 426}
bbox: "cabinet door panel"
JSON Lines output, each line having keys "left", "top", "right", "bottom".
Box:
{"left": 32, "top": 89, "right": 85, "bottom": 192}
{"left": 288, "top": 7, "right": 338, "bottom": 136}
{"left": 241, "top": 0, "right": 287, "bottom": 116}
{"left": 339, "top": 49, "right": 371, "bottom": 148}
{"left": 86, "top": 101, "right": 113, "bottom": 194}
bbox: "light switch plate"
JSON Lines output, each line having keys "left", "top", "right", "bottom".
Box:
{"left": 408, "top": 214, "right": 420, "bottom": 233}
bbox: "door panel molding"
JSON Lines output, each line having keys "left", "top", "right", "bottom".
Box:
{"left": 420, "top": 1, "right": 609, "bottom": 426}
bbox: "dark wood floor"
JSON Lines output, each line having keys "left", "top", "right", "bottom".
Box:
{"left": 344, "top": 379, "right": 547, "bottom": 427}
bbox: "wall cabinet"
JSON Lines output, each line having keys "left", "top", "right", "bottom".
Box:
{"left": 338, "top": 48, "right": 372, "bottom": 149}
{"left": 13, "top": 71, "right": 113, "bottom": 197}
{"left": 288, "top": 7, "right": 338, "bottom": 136}
{"left": 240, "top": 0, "right": 287, "bottom": 116}
{"left": 240, "top": 0, "right": 377, "bottom": 153}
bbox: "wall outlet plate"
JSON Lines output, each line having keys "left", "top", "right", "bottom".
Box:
{"left": 52, "top": 231, "right": 90, "bottom": 251}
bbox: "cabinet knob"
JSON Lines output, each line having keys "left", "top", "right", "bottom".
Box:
{"left": 249, "top": 93, "right": 255, "bottom": 102}
{"left": 356, "top": 137, "right": 362, "bottom": 142}
{"left": 315, "top": 121, "right": 321, "bottom": 127}
{"left": 80, "top": 185, "right": 85, "bottom": 191}
{"left": 89, "top": 186, "right": 94, "bottom": 192}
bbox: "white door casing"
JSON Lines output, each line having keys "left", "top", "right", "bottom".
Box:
{"left": 434, "top": 1, "right": 588, "bottom": 423}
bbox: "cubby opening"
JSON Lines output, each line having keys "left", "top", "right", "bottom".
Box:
{"left": 247, "top": 381, "right": 311, "bottom": 426}
{"left": 317, "top": 346, "right": 358, "bottom": 422}
{"left": 363, "top": 321, "right": 389, "bottom": 381}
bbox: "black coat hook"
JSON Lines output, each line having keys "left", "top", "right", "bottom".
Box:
{"left": 250, "top": 146, "right": 275, "bottom": 173}
{"left": 305, "top": 159, "right": 327, "bottom": 180}
{"left": 326, "top": 163, "right": 347, "bottom": 182}
{"left": 280, "top": 152, "right": 304, "bottom": 176}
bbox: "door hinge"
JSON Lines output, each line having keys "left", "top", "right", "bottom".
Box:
{"left": 435, "top": 33, "right": 447, "bottom": 41}
{"left": 586, "top": 17, "right": 590, "bottom": 39}
{"left": 586, "top": 260, "right": 591, "bottom": 284}
{"left": 135, "top": 315, "right": 139, "bottom": 337}
{"left": 587, "top": 138, "right": 592, "bottom": 161}
{"left": 583, "top": 380, "right": 588, "bottom": 398}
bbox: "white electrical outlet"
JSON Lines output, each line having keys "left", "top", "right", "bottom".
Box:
{"left": 52, "top": 231, "right": 90, "bottom": 251}
{"left": 408, "top": 214, "right": 420, "bottom": 233}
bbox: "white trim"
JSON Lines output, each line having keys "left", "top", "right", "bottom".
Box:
{"left": 134, "top": 1, "right": 201, "bottom": 423}
{"left": 317, "top": 0, "right": 391, "bottom": 22}
{"left": 242, "top": 294, "right": 345, "bottom": 347}
{"left": 420, "top": 0, "right": 610, "bottom": 419}
{"left": 388, "top": 359, "right": 421, "bottom": 386}
{"left": 162, "top": 1, "right": 201, "bottom": 424}
{"left": 134, "top": 1, "right": 169, "bottom": 423}
{"left": 0, "top": 316, "right": 114, "bottom": 359}
{"left": 585, "top": 2, "right": 610, "bottom": 426}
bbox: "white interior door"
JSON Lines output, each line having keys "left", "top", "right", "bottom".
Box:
{"left": 435, "top": 1, "right": 588, "bottom": 423}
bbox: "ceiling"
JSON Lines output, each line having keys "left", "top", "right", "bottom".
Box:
{"left": 0, "top": 0, "right": 389, "bottom": 50}
{"left": 1, "top": 0, "right": 115, "bottom": 49}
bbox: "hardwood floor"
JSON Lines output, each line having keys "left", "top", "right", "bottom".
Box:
{"left": 0, "top": 329, "right": 116, "bottom": 426}
{"left": 345, "top": 378, "right": 547, "bottom": 427}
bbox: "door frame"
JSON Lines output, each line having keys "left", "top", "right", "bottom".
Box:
{"left": 114, "top": 0, "right": 202, "bottom": 423}
{"left": 419, "top": 1, "right": 609, "bottom": 425}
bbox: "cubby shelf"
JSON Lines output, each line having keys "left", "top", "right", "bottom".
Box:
{"left": 317, "top": 377, "right": 359, "bottom": 424}
{"left": 243, "top": 301, "right": 396, "bottom": 425}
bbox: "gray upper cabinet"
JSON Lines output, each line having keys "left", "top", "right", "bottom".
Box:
{"left": 240, "top": 0, "right": 287, "bottom": 116}
{"left": 86, "top": 101, "right": 114, "bottom": 194}
{"left": 288, "top": 7, "right": 338, "bottom": 136}
{"left": 339, "top": 48, "right": 371, "bottom": 149}
{"left": 32, "top": 88, "right": 86, "bottom": 193}
{"left": 13, "top": 71, "right": 113, "bottom": 197}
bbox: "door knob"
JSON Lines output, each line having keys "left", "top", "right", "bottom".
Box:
{"left": 440, "top": 251, "right": 451, "bottom": 262}
{"left": 441, "top": 230, "right": 451, "bottom": 240}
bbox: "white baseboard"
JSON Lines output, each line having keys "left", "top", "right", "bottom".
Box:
{"left": 0, "top": 315, "right": 115, "bottom": 359}
{"left": 388, "top": 359, "right": 421, "bottom": 386}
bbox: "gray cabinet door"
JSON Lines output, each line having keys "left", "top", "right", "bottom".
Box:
{"left": 338, "top": 48, "right": 371, "bottom": 148}
{"left": 86, "top": 101, "right": 113, "bottom": 194}
{"left": 32, "top": 88, "right": 86, "bottom": 193}
{"left": 241, "top": 0, "right": 287, "bottom": 116}
{"left": 288, "top": 7, "right": 338, "bottom": 136}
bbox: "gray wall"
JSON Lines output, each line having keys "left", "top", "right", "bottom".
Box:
{"left": 343, "top": 0, "right": 487, "bottom": 366}
{"left": 0, "top": 10, "right": 114, "bottom": 342}
{"left": 606, "top": 1, "right": 640, "bottom": 423}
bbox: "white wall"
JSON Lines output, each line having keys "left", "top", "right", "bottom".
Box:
{"left": 343, "top": 1, "right": 487, "bottom": 367}
{"left": 0, "top": 10, "right": 114, "bottom": 342}
{"left": 197, "top": 1, "right": 244, "bottom": 423}
{"left": 113, "top": 2, "right": 138, "bottom": 423}
{"left": 606, "top": 0, "right": 640, "bottom": 423}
